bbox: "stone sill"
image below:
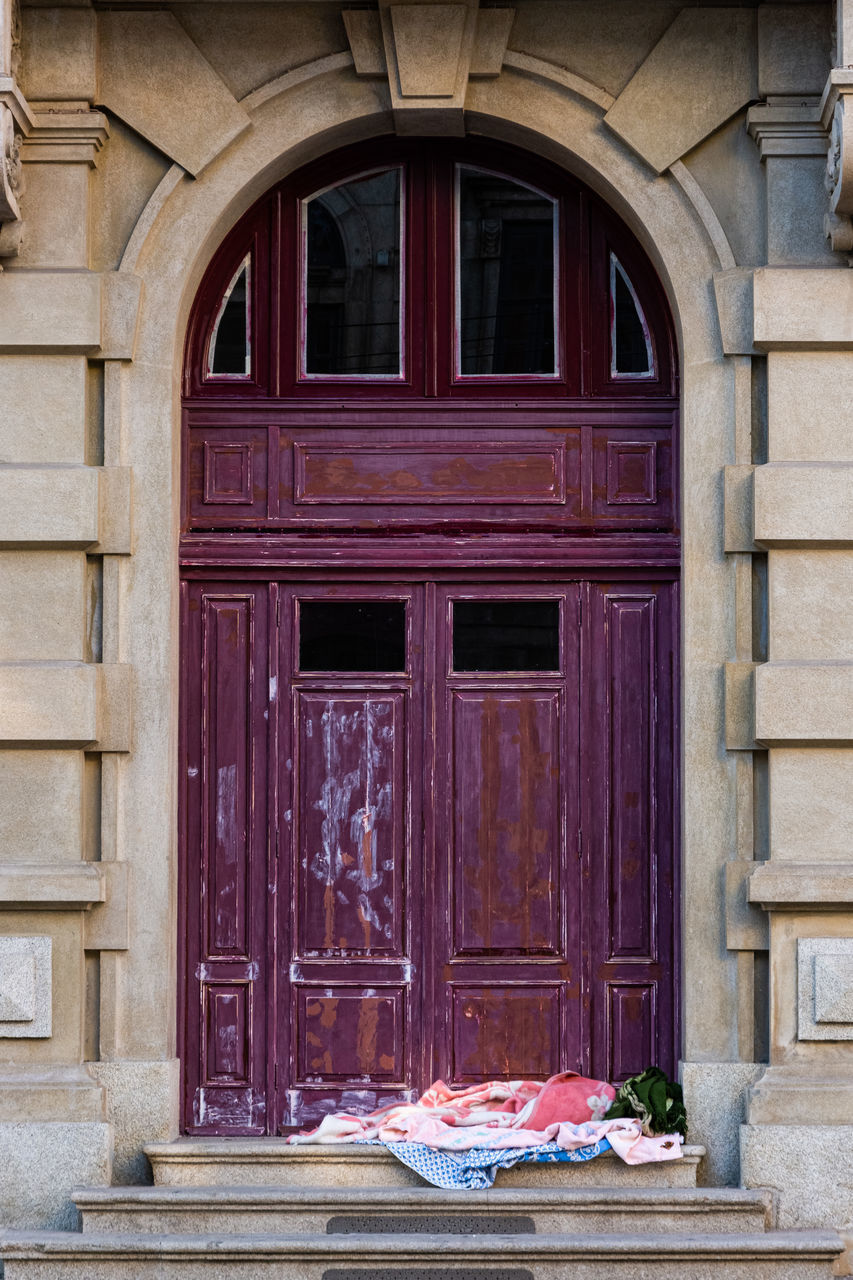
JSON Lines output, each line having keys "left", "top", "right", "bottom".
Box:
{"left": 0, "top": 863, "right": 104, "bottom": 910}
{"left": 749, "top": 863, "right": 853, "bottom": 909}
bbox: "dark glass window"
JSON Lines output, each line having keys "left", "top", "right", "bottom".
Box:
{"left": 452, "top": 600, "right": 560, "bottom": 672}
{"left": 207, "top": 256, "right": 251, "bottom": 377}
{"left": 611, "top": 253, "right": 654, "bottom": 377}
{"left": 303, "top": 168, "right": 402, "bottom": 376}
{"left": 299, "top": 601, "right": 406, "bottom": 672}
{"left": 457, "top": 166, "right": 557, "bottom": 376}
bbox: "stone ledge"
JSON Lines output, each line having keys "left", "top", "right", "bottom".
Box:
{"left": 0, "top": 466, "right": 132, "bottom": 552}
{"left": 754, "top": 462, "right": 853, "bottom": 547}
{"left": 0, "top": 863, "right": 104, "bottom": 910}
{"left": 749, "top": 862, "right": 853, "bottom": 909}
{"left": 0, "top": 662, "right": 132, "bottom": 751}
{"left": 0, "top": 272, "right": 142, "bottom": 358}
{"left": 754, "top": 661, "right": 853, "bottom": 745}
{"left": 753, "top": 268, "right": 853, "bottom": 349}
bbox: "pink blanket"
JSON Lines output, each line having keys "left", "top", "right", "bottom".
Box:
{"left": 287, "top": 1073, "right": 682, "bottom": 1165}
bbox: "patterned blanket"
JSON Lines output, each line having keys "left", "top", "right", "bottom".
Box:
{"left": 287, "top": 1071, "right": 683, "bottom": 1175}
{"left": 372, "top": 1138, "right": 612, "bottom": 1190}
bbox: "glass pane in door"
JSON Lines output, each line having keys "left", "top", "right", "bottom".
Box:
{"left": 457, "top": 167, "right": 557, "bottom": 376}
{"left": 303, "top": 168, "right": 402, "bottom": 377}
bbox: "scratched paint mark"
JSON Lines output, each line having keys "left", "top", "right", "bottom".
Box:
{"left": 305, "top": 697, "right": 396, "bottom": 954}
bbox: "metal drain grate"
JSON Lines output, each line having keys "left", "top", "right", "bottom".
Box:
{"left": 326, "top": 1215, "right": 536, "bottom": 1235}
{"left": 323, "top": 1272, "right": 534, "bottom": 1280}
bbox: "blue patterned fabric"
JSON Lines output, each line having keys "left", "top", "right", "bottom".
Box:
{"left": 359, "top": 1138, "right": 612, "bottom": 1189}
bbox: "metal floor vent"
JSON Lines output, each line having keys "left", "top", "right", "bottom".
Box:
{"left": 323, "top": 1272, "right": 534, "bottom": 1280}
{"left": 326, "top": 1214, "right": 536, "bottom": 1235}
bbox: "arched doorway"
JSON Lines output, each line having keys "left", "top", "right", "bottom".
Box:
{"left": 179, "top": 137, "right": 679, "bottom": 1135}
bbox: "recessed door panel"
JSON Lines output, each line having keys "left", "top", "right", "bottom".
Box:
{"left": 450, "top": 689, "right": 562, "bottom": 956}
{"left": 295, "top": 691, "right": 406, "bottom": 957}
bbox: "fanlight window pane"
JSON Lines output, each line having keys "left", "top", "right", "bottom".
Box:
{"left": 457, "top": 166, "right": 557, "bottom": 377}
{"left": 303, "top": 168, "right": 402, "bottom": 377}
{"left": 207, "top": 255, "right": 251, "bottom": 378}
{"left": 610, "top": 254, "right": 655, "bottom": 378}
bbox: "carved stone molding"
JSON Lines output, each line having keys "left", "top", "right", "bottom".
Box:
{"left": 0, "top": 98, "right": 22, "bottom": 260}
{"left": 821, "top": 68, "right": 853, "bottom": 251}
{"left": 747, "top": 96, "right": 826, "bottom": 160}
{"left": 343, "top": 0, "right": 514, "bottom": 135}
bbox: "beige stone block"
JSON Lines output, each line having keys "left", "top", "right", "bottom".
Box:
{"left": 99, "top": 275, "right": 142, "bottom": 363}
{"left": 680, "top": 1062, "right": 763, "bottom": 1188}
{"left": 0, "top": 466, "right": 98, "bottom": 547}
{"left": 713, "top": 270, "right": 756, "bottom": 356}
{"left": 0, "top": 357, "right": 87, "bottom": 465}
{"left": 604, "top": 8, "right": 757, "bottom": 174}
{"left": 0, "top": 750, "right": 84, "bottom": 863}
{"left": 0, "top": 466, "right": 131, "bottom": 551}
{"left": 724, "top": 661, "right": 756, "bottom": 749}
{"left": 84, "top": 863, "right": 128, "bottom": 951}
{"left": 684, "top": 112, "right": 766, "bottom": 271}
{"left": 174, "top": 3, "right": 347, "bottom": 101}
{"left": 769, "top": 748, "right": 853, "bottom": 861}
{"left": 0, "top": 1120, "right": 111, "bottom": 1229}
{"left": 741, "top": 1122, "right": 853, "bottom": 1229}
{"left": 757, "top": 5, "right": 829, "bottom": 98}
{"left": 505, "top": 2, "right": 673, "bottom": 101}
{"left": 755, "top": 662, "right": 853, "bottom": 745}
{"left": 754, "top": 463, "right": 853, "bottom": 546}
{"left": 0, "top": 911, "right": 84, "bottom": 1065}
{"left": 0, "top": 662, "right": 97, "bottom": 746}
{"left": 0, "top": 1065, "right": 105, "bottom": 1123}
{"left": 0, "top": 552, "right": 86, "bottom": 660}
{"left": 97, "top": 12, "right": 251, "bottom": 176}
{"left": 19, "top": 8, "right": 97, "bottom": 102}
{"left": 0, "top": 863, "right": 103, "bottom": 910}
{"left": 753, "top": 268, "right": 853, "bottom": 349}
{"left": 765, "top": 155, "right": 837, "bottom": 268}
{"left": 767, "top": 352, "right": 853, "bottom": 461}
{"left": 725, "top": 861, "right": 768, "bottom": 950}
{"left": 14, "top": 163, "right": 90, "bottom": 269}
{"left": 92, "top": 118, "right": 170, "bottom": 275}
{"left": 90, "top": 1059, "right": 179, "bottom": 1184}
{"left": 0, "top": 271, "right": 100, "bottom": 352}
{"left": 0, "top": 935, "right": 51, "bottom": 1037}
{"left": 723, "top": 466, "right": 755, "bottom": 552}
{"left": 799, "top": 937, "right": 853, "bottom": 1038}
{"left": 750, "top": 861, "right": 853, "bottom": 907}
{"left": 769, "top": 551, "right": 853, "bottom": 660}
{"left": 0, "top": 661, "right": 130, "bottom": 749}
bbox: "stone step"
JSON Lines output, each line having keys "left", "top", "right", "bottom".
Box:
{"left": 144, "top": 1140, "right": 706, "bottom": 1188}
{"left": 74, "top": 1185, "right": 773, "bottom": 1236}
{"left": 0, "top": 1229, "right": 844, "bottom": 1280}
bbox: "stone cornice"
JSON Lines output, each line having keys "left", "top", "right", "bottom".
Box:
{"left": 747, "top": 96, "right": 826, "bottom": 159}
{"left": 21, "top": 107, "right": 109, "bottom": 167}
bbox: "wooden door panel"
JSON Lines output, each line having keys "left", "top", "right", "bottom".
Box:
{"left": 280, "top": 586, "right": 422, "bottom": 1129}
{"left": 183, "top": 583, "right": 270, "bottom": 1134}
{"left": 584, "top": 581, "right": 678, "bottom": 1083}
{"left": 451, "top": 984, "right": 564, "bottom": 1081}
{"left": 434, "top": 585, "right": 583, "bottom": 1088}
{"left": 451, "top": 689, "right": 562, "bottom": 956}
{"left": 294, "top": 691, "right": 406, "bottom": 956}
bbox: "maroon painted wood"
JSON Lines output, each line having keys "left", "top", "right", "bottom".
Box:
{"left": 180, "top": 138, "right": 680, "bottom": 1135}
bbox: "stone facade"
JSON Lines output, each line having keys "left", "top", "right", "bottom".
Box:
{"left": 0, "top": 0, "right": 852, "bottom": 1248}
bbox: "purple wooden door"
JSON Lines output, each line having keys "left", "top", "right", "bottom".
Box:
{"left": 180, "top": 138, "right": 680, "bottom": 1135}
{"left": 181, "top": 574, "right": 677, "bottom": 1131}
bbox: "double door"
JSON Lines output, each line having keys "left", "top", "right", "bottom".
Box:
{"left": 181, "top": 575, "right": 677, "bottom": 1134}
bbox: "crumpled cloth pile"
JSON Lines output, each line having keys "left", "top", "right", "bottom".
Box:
{"left": 287, "top": 1068, "right": 686, "bottom": 1183}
